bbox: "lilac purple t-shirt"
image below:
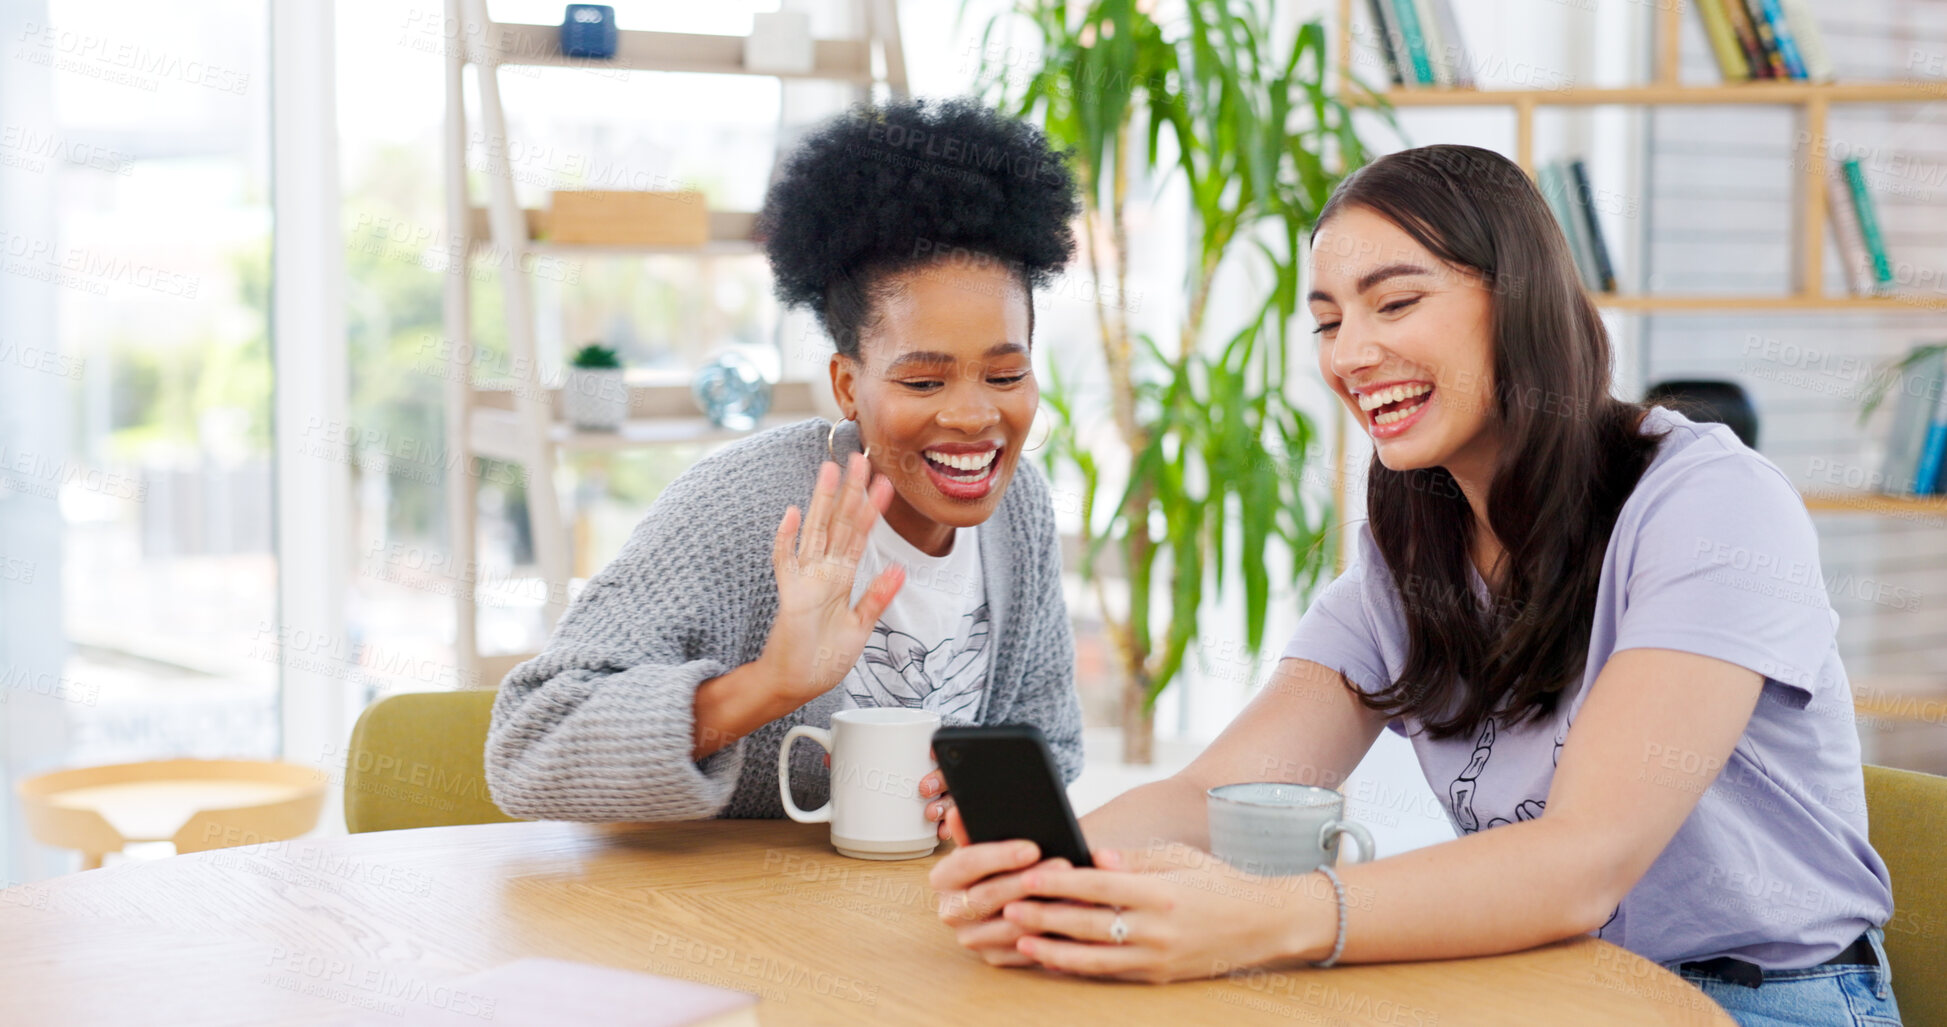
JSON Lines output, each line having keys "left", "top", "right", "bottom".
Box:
{"left": 1282, "top": 407, "right": 1892, "bottom": 969}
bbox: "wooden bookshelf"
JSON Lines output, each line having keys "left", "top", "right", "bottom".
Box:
{"left": 464, "top": 207, "right": 761, "bottom": 256}
{"left": 481, "top": 21, "right": 877, "bottom": 81}
{"left": 1802, "top": 492, "right": 1947, "bottom": 519}
{"left": 440, "top": 0, "right": 908, "bottom": 677}
{"left": 1369, "top": 82, "right": 1947, "bottom": 107}
{"left": 1594, "top": 294, "right": 1947, "bottom": 313}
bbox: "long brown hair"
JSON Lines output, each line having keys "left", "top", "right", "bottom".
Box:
{"left": 1314, "top": 145, "right": 1662, "bottom": 740}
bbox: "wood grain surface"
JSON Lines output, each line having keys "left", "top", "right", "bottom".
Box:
{"left": 0, "top": 819, "right": 1733, "bottom": 1026}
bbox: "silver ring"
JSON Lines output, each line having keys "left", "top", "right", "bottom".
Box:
{"left": 1108, "top": 911, "right": 1129, "bottom": 945}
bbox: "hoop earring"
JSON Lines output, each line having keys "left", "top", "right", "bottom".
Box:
{"left": 1023, "top": 410, "right": 1054, "bottom": 453}
{"left": 828, "top": 418, "right": 872, "bottom": 463}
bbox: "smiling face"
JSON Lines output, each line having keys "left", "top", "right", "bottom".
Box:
{"left": 1308, "top": 205, "right": 1502, "bottom": 485}
{"left": 831, "top": 259, "right": 1038, "bottom": 556}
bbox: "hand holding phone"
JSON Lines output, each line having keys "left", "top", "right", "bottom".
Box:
{"left": 928, "top": 725, "right": 1096, "bottom": 964}
{"left": 931, "top": 725, "right": 1091, "bottom": 867}
{"left": 926, "top": 728, "right": 1098, "bottom": 970}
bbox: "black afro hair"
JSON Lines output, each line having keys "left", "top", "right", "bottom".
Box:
{"left": 756, "top": 97, "right": 1081, "bottom": 359}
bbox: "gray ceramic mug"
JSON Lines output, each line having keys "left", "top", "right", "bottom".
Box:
{"left": 1206, "top": 782, "right": 1376, "bottom": 877}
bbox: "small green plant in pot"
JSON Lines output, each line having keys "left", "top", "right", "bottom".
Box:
{"left": 566, "top": 342, "right": 628, "bottom": 431}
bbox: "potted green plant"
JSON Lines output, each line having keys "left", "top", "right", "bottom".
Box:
{"left": 566, "top": 342, "right": 628, "bottom": 431}
{"left": 1859, "top": 344, "right": 1947, "bottom": 422}
{"left": 968, "top": 0, "right": 1389, "bottom": 762}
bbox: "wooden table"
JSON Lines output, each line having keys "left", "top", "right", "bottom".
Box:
{"left": 0, "top": 820, "right": 1732, "bottom": 1026}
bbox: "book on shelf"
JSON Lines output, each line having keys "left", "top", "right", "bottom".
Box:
{"left": 1740, "top": 0, "right": 1791, "bottom": 78}
{"left": 1698, "top": 0, "right": 1831, "bottom": 82}
{"left": 1365, "top": 0, "right": 1405, "bottom": 85}
{"left": 1841, "top": 158, "right": 1896, "bottom": 293}
{"left": 1915, "top": 359, "right": 1947, "bottom": 497}
{"left": 1778, "top": 0, "right": 1834, "bottom": 79}
{"left": 1425, "top": 0, "right": 1474, "bottom": 87}
{"left": 1567, "top": 160, "right": 1618, "bottom": 293}
{"left": 1411, "top": 0, "right": 1451, "bottom": 86}
{"left": 1696, "top": 0, "right": 1751, "bottom": 82}
{"left": 1878, "top": 347, "right": 1946, "bottom": 496}
{"left": 1366, "top": 0, "right": 1470, "bottom": 88}
{"left": 1826, "top": 170, "right": 1875, "bottom": 296}
{"left": 1718, "top": 0, "right": 1773, "bottom": 80}
{"left": 1756, "top": 0, "right": 1808, "bottom": 80}
{"left": 1537, "top": 164, "right": 1586, "bottom": 286}
{"left": 1537, "top": 159, "right": 1616, "bottom": 295}
{"left": 1389, "top": 0, "right": 1435, "bottom": 86}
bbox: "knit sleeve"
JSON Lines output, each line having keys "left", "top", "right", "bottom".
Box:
{"left": 1033, "top": 579, "right": 1085, "bottom": 785}
{"left": 1002, "top": 462, "right": 1085, "bottom": 783}
{"left": 485, "top": 458, "right": 776, "bottom": 823}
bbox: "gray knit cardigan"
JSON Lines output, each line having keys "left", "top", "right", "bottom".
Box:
{"left": 485, "top": 417, "right": 1083, "bottom": 821}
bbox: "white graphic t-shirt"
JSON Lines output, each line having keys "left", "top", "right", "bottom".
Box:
{"left": 837, "top": 517, "right": 990, "bottom": 724}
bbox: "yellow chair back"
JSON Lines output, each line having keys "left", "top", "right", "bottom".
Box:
{"left": 343, "top": 689, "right": 522, "bottom": 833}
{"left": 1863, "top": 763, "right": 1946, "bottom": 1026}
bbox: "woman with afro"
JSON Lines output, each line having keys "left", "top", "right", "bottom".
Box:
{"left": 486, "top": 98, "right": 1085, "bottom": 842}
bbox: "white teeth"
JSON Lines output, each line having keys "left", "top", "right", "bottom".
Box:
{"left": 1357, "top": 382, "right": 1433, "bottom": 412}
{"left": 1372, "top": 394, "right": 1430, "bottom": 425}
{"left": 925, "top": 448, "right": 997, "bottom": 473}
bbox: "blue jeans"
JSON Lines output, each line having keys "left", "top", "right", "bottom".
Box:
{"left": 1665, "top": 929, "right": 1902, "bottom": 1027}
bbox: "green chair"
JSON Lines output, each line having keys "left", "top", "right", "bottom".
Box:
{"left": 343, "top": 689, "right": 524, "bottom": 833}
{"left": 1863, "top": 764, "right": 1946, "bottom": 1027}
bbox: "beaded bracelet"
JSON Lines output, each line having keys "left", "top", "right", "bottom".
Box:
{"left": 1312, "top": 865, "right": 1347, "bottom": 968}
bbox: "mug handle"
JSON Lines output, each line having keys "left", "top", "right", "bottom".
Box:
{"left": 1320, "top": 819, "right": 1376, "bottom": 865}
{"left": 779, "top": 725, "right": 833, "bottom": 824}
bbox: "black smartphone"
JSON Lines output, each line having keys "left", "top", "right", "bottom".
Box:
{"left": 932, "top": 724, "right": 1092, "bottom": 868}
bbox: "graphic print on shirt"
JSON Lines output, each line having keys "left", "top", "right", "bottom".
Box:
{"left": 1447, "top": 717, "right": 1552, "bottom": 834}
{"left": 846, "top": 601, "right": 991, "bottom": 723}
{"left": 1450, "top": 716, "right": 1620, "bottom": 935}
{"left": 1448, "top": 718, "right": 1495, "bottom": 833}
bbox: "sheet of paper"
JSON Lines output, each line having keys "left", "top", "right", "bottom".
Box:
{"left": 342, "top": 957, "right": 758, "bottom": 1027}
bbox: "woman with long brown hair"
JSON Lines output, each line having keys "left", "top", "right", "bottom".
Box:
{"left": 928, "top": 144, "right": 1900, "bottom": 1026}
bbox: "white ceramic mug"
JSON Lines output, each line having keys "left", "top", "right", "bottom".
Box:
{"left": 779, "top": 708, "right": 940, "bottom": 860}
{"left": 1207, "top": 782, "right": 1376, "bottom": 877}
